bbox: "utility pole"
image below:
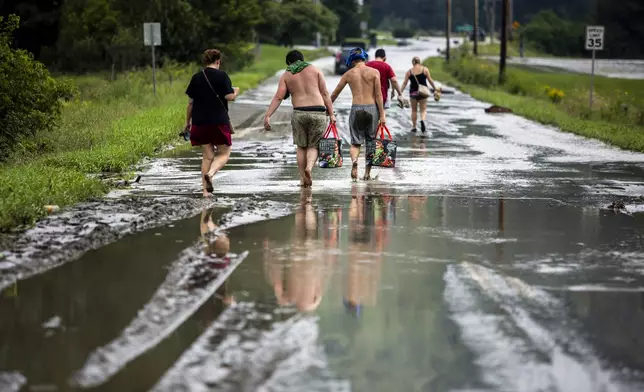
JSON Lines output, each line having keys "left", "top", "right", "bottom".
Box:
{"left": 446, "top": 0, "right": 452, "bottom": 62}
{"left": 313, "top": 0, "right": 321, "bottom": 47}
{"left": 508, "top": 0, "right": 513, "bottom": 41}
{"left": 474, "top": 0, "right": 479, "bottom": 55}
{"left": 499, "top": 0, "right": 508, "bottom": 84}
{"left": 486, "top": 0, "right": 495, "bottom": 44}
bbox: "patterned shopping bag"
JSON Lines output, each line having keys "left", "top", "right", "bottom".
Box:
{"left": 318, "top": 123, "right": 343, "bottom": 168}
{"left": 366, "top": 124, "right": 396, "bottom": 168}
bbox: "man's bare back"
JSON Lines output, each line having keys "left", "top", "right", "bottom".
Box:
{"left": 337, "top": 64, "right": 381, "bottom": 105}
{"left": 282, "top": 66, "right": 327, "bottom": 108}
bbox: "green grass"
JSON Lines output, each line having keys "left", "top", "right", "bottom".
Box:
{"left": 425, "top": 53, "right": 644, "bottom": 152}
{"left": 463, "top": 40, "right": 546, "bottom": 58}
{"left": 377, "top": 38, "right": 398, "bottom": 46}
{"left": 0, "top": 45, "right": 331, "bottom": 231}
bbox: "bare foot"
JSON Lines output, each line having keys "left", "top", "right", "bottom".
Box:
{"left": 363, "top": 166, "right": 372, "bottom": 181}
{"left": 304, "top": 169, "right": 312, "bottom": 187}
{"left": 203, "top": 174, "right": 214, "bottom": 193}
{"left": 351, "top": 162, "right": 358, "bottom": 181}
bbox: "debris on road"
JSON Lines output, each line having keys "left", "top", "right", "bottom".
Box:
{"left": 44, "top": 205, "right": 60, "bottom": 214}
{"left": 607, "top": 200, "right": 626, "bottom": 211}
{"left": 485, "top": 105, "right": 513, "bottom": 113}
{"left": 42, "top": 315, "right": 63, "bottom": 330}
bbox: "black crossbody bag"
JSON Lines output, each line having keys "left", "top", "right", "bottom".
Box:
{"left": 201, "top": 69, "right": 235, "bottom": 134}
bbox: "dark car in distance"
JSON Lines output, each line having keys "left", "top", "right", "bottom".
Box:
{"left": 334, "top": 41, "right": 367, "bottom": 75}
{"left": 469, "top": 29, "right": 486, "bottom": 42}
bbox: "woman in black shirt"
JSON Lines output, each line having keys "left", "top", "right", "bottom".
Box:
{"left": 185, "top": 49, "right": 239, "bottom": 197}
{"left": 400, "top": 56, "right": 438, "bottom": 133}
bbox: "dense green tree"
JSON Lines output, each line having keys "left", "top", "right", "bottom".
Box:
{"left": 0, "top": 15, "right": 75, "bottom": 160}
{"left": 55, "top": 0, "right": 120, "bottom": 71}
{"left": 522, "top": 10, "right": 585, "bottom": 57}
{"left": 0, "top": 0, "right": 62, "bottom": 58}
{"left": 595, "top": 0, "right": 644, "bottom": 59}
{"left": 322, "top": 0, "right": 362, "bottom": 42}
{"left": 257, "top": 0, "right": 338, "bottom": 45}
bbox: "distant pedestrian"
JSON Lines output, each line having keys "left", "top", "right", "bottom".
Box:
{"left": 400, "top": 56, "right": 439, "bottom": 133}
{"left": 366, "top": 48, "right": 405, "bottom": 110}
{"left": 185, "top": 49, "right": 239, "bottom": 197}
{"left": 330, "top": 47, "right": 386, "bottom": 181}
{"left": 264, "top": 50, "right": 336, "bottom": 188}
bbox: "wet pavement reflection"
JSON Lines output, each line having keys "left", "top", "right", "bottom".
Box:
{"left": 3, "top": 188, "right": 644, "bottom": 390}
{"left": 4, "top": 41, "right": 644, "bottom": 391}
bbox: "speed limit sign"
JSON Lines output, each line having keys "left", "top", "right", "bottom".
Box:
{"left": 585, "top": 26, "right": 604, "bottom": 51}
{"left": 586, "top": 25, "right": 604, "bottom": 111}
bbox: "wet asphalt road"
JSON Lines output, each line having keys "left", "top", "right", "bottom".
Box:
{"left": 3, "top": 39, "right": 644, "bottom": 391}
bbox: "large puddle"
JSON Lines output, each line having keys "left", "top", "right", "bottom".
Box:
{"left": 5, "top": 189, "right": 644, "bottom": 390}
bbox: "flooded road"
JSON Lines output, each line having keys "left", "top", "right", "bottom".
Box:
{"left": 3, "top": 39, "right": 644, "bottom": 391}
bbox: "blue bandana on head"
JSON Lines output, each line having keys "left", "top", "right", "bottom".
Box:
{"left": 346, "top": 47, "right": 368, "bottom": 67}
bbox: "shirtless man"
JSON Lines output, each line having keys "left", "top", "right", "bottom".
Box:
{"left": 330, "top": 47, "right": 385, "bottom": 181}
{"left": 264, "top": 50, "right": 336, "bottom": 187}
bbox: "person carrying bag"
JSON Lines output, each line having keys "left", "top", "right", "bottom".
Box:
{"left": 400, "top": 56, "right": 440, "bottom": 133}
{"left": 318, "top": 123, "right": 343, "bottom": 168}
{"left": 366, "top": 124, "right": 396, "bottom": 168}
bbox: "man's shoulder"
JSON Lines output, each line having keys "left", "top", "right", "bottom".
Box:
{"left": 305, "top": 65, "right": 321, "bottom": 75}
{"left": 366, "top": 61, "right": 384, "bottom": 69}
{"left": 366, "top": 66, "right": 380, "bottom": 76}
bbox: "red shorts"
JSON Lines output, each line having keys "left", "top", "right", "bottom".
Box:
{"left": 190, "top": 124, "right": 232, "bottom": 146}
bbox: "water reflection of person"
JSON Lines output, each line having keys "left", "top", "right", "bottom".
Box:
{"left": 200, "top": 208, "right": 231, "bottom": 260}
{"left": 264, "top": 189, "right": 335, "bottom": 312}
{"left": 410, "top": 134, "right": 427, "bottom": 157}
{"left": 344, "top": 185, "right": 388, "bottom": 316}
{"left": 408, "top": 195, "right": 428, "bottom": 221}
{"left": 192, "top": 209, "right": 235, "bottom": 331}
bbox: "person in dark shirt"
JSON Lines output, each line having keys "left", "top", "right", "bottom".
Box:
{"left": 185, "top": 49, "right": 240, "bottom": 197}
{"left": 400, "top": 56, "right": 438, "bottom": 133}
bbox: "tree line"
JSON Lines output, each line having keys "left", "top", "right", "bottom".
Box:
{"left": 367, "top": 0, "right": 644, "bottom": 59}
{"left": 1, "top": 0, "right": 341, "bottom": 73}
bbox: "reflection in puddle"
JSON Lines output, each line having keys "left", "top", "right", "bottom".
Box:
{"left": 264, "top": 189, "right": 336, "bottom": 313}
{"left": 71, "top": 207, "right": 254, "bottom": 389}
{"left": 344, "top": 186, "right": 394, "bottom": 315}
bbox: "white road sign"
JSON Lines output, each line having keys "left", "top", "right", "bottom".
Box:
{"left": 144, "top": 23, "right": 162, "bottom": 46}
{"left": 585, "top": 25, "right": 604, "bottom": 51}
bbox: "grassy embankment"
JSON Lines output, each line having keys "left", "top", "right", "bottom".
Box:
{"left": 474, "top": 40, "right": 547, "bottom": 58}
{"left": 0, "top": 45, "right": 330, "bottom": 231}
{"left": 425, "top": 49, "right": 644, "bottom": 152}
{"left": 344, "top": 33, "right": 397, "bottom": 47}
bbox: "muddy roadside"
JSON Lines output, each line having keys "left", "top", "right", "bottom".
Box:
{"left": 0, "top": 102, "right": 294, "bottom": 293}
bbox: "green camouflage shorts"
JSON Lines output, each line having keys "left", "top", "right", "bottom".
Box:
{"left": 292, "top": 110, "right": 327, "bottom": 148}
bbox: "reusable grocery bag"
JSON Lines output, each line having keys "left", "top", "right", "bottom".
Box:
{"left": 366, "top": 124, "right": 396, "bottom": 168}
{"left": 318, "top": 123, "right": 343, "bottom": 168}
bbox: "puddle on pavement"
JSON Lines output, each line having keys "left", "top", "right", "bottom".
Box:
{"left": 217, "top": 191, "right": 644, "bottom": 391}
{"left": 4, "top": 190, "right": 644, "bottom": 391}
{"left": 0, "top": 209, "right": 233, "bottom": 392}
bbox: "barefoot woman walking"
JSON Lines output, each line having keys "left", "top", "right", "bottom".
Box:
{"left": 400, "top": 56, "right": 438, "bottom": 133}
{"left": 185, "top": 49, "right": 239, "bottom": 197}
